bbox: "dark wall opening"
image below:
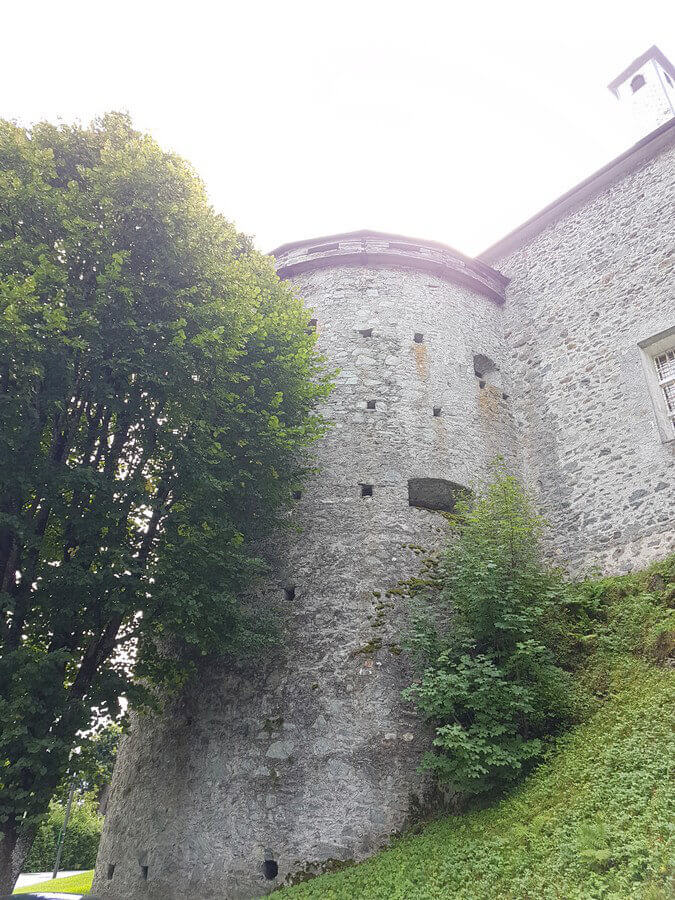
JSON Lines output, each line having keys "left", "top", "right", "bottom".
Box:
{"left": 408, "top": 477, "right": 466, "bottom": 513}
{"left": 262, "top": 859, "right": 279, "bottom": 880}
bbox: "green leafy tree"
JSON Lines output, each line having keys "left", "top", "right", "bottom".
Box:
{"left": 53, "top": 722, "right": 121, "bottom": 811}
{"left": 0, "top": 113, "right": 330, "bottom": 890}
{"left": 404, "top": 463, "right": 576, "bottom": 798}
{"left": 24, "top": 796, "right": 102, "bottom": 872}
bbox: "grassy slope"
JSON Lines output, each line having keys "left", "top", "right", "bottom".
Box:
{"left": 14, "top": 870, "right": 94, "bottom": 894}
{"left": 280, "top": 576, "right": 675, "bottom": 899}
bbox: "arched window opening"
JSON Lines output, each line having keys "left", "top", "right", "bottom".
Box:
{"left": 408, "top": 478, "right": 466, "bottom": 513}
{"left": 630, "top": 73, "right": 646, "bottom": 93}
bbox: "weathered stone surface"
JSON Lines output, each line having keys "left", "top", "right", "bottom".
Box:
{"left": 94, "top": 139, "right": 674, "bottom": 899}
{"left": 93, "top": 259, "right": 514, "bottom": 899}
{"left": 495, "top": 142, "right": 675, "bottom": 573}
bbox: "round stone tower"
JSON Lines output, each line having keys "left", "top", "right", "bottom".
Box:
{"left": 93, "top": 231, "right": 511, "bottom": 899}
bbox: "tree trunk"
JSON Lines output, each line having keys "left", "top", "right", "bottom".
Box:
{"left": 0, "top": 823, "right": 35, "bottom": 895}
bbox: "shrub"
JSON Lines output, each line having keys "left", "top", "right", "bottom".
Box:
{"left": 24, "top": 796, "right": 102, "bottom": 872}
{"left": 404, "top": 462, "right": 576, "bottom": 796}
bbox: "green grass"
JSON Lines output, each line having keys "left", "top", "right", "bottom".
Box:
{"left": 279, "top": 558, "right": 675, "bottom": 900}
{"left": 14, "top": 870, "right": 93, "bottom": 894}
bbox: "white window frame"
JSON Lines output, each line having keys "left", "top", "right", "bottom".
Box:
{"left": 638, "top": 325, "right": 675, "bottom": 444}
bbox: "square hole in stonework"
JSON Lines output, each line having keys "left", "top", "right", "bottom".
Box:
{"left": 414, "top": 332, "right": 424, "bottom": 343}
{"left": 284, "top": 586, "right": 296, "bottom": 602}
{"left": 366, "top": 400, "right": 376, "bottom": 410}
{"left": 292, "top": 490, "right": 302, "bottom": 500}
{"left": 263, "top": 859, "right": 279, "bottom": 880}
{"left": 305, "top": 318, "right": 317, "bottom": 334}
{"left": 359, "top": 328, "right": 373, "bottom": 338}
{"left": 433, "top": 407, "right": 442, "bottom": 417}
{"left": 361, "top": 484, "right": 373, "bottom": 497}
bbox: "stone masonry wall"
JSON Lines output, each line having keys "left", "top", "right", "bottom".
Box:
{"left": 493, "top": 143, "right": 675, "bottom": 573}
{"left": 93, "top": 262, "right": 514, "bottom": 899}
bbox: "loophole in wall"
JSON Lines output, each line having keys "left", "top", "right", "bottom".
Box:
{"left": 262, "top": 859, "right": 279, "bottom": 880}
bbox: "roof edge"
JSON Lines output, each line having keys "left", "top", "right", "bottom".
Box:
{"left": 478, "top": 117, "right": 675, "bottom": 264}
{"left": 271, "top": 228, "right": 477, "bottom": 266}
{"left": 272, "top": 231, "right": 508, "bottom": 304}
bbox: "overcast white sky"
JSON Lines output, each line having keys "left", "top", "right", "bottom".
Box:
{"left": 2, "top": 1, "right": 673, "bottom": 256}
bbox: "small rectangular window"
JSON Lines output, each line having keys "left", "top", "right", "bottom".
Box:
{"left": 360, "top": 484, "right": 373, "bottom": 497}
{"left": 141, "top": 865, "right": 149, "bottom": 881}
{"left": 366, "top": 400, "right": 376, "bottom": 410}
{"left": 107, "top": 864, "right": 115, "bottom": 880}
{"left": 638, "top": 328, "right": 675, "bottom": 443}
{"left": 654, "top": 348, "right": 675, "bottom": 429}
{"left": 432, "top": 406, "right": 441, "bottom": 417}
{"left": 413, "top": 332, "right": 424, "bottom": 343}
{"left": 292, "top": 490, "right": 302, "bottom": 500}
{"left": 307, "top": 242, "right": 340, "bottom": 254}
{"left": 359, "top": 328, "right": 373, "bottom": 338}
{"left": 389, "top": 241, "right": 422, "bottom": 252}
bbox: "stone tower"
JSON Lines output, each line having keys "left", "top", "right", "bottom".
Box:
{"left": 93, "top": 233, "right": 513, "bottom": 898}
{"left": 608, "top": 45, "right": 675, "bottom": 140}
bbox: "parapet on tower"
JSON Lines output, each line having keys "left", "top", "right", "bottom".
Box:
{"left": 608, "top": 45, "right": 675, "bottom": 140}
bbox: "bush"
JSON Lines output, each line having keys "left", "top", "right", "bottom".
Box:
{"left": 403, "top": 462, "right": 576, "bottom": 796}
{"left": 24, "top": 796, "right": 102, "bottom": 872}
{"left": 280, "top": 656, "right": 674, "bottom": 899}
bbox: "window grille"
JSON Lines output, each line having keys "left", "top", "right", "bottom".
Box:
{"left": 654, "top": 348, "right": 675, "bottom": 428}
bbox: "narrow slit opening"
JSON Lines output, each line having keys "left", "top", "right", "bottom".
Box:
{"left": 107, "top": 864, "right": 115, "bottom": 880}
{"left": 284, "top": 586, "right": 296, "bottom": 602}
{"left": 141, "top": 865, "right": 149, "bottom": 881}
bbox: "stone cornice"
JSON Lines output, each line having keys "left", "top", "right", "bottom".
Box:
{"left": 271, "top": 230, "right": 508, "bottom": 304}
